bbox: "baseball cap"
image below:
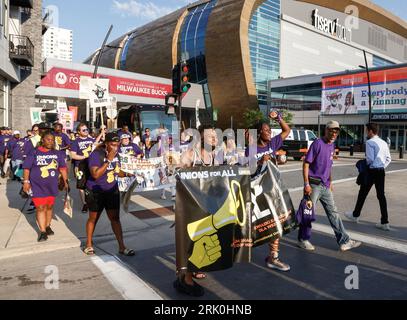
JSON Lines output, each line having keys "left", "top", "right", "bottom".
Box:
{"left": 326, "top": 120, "right": 340, "bottom": 130}
{"left": 120, "top": 133, "right": 131, "bottom": 140}
{"left": 105, "top": 132, "right": 120, "bottom": 143}
{"left": 13, "top": 130, "right": 21, "bottom": 135}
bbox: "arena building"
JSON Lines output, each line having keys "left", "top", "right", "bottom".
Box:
{"left": 84, "top": 0, "right": 407, "bottom": 129}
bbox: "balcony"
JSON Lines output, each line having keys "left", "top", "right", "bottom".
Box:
{"left": 9, "top": 0, "right": 33, "bottom": 8}
{"left": 9, "top": 34, "right": 34, "bottom": 67}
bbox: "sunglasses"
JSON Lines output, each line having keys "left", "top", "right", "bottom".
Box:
{"left": 81, "top": 129, "right": 89, "bottom": 132}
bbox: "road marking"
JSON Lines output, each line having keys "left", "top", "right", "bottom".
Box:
{"left": 91, "top": 254, "right": 163, "bottom": 300}
{"left": 312, "top": 223, "right": 407, "bottom": 255}
{"left": 288, "top": 168, "right": 407, "bottom": 192}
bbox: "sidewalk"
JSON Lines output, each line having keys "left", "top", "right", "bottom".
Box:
{"left": 0, "top": 178, "right": 174, "bottom": 261}
{"left": 338, "top": 151, "right": 407, "bottom": 161}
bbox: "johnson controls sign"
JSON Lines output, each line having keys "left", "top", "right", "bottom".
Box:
{"left": 312, "top": 9, "right": 351, "bottom": 42}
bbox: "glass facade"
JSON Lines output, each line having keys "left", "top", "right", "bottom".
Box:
{"left": 178, "top": 0, "right": 217, "bottom": 84}
{"left": 270, "top": 83, "right": 322, "bottom": 112}
{"left": 373, "top": 55, "right": 395, "bottom": 68}
{"left": 249, "top": 0, "right": 281, "bottom": 113}
{"left": 119, "top": 33, "right": 137, "bottom": 70}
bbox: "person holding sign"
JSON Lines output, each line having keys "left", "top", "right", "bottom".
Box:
{"left": 83, "top": 132, "right": 135, "bottom": 256}
{"left": 119, "top": 134, "right": 143, "bottom": 158}
{"left": 71, "top": 123, "right": 104, "bottom": 213}
{"left": 251, "top": 111, "right": 292, "bottom": 271}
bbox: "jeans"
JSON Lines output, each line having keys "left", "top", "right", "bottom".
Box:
{"left": 353, "top": 168, "right": 388, "bottom": 224}
{"left": 308, "top": 184, "right": 350, "bottom": 246}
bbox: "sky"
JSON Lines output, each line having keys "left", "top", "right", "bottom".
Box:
{"left": 42, "top": 0, "right": 407, "bottom": 63}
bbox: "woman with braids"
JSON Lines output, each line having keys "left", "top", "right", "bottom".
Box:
{"left": 22, "top": 132, "right": 69, "bottom": 242}
{"left": 249, "top": 111, "right": 292, "bottom": 271}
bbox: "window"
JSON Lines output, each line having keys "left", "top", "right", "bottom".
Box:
{"left": 178, "top": 0, "right": 217, "bottom": 84}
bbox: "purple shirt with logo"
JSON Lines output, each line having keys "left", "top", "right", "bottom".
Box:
{"left": 7, "top": 138, "right": 25, "bottom": 161}
{"left": 119, "top": 143, "right": 143, "bottom": 156}
{"left": 86, "top": 149, "right": 121, "bottom": 192}
{"left": 245, "top": 134, "right": 283, "bottom": 160}
{"left": 304, "top": 138, "right": 335, "bottom": 188}
{"left": 53, "top": 132, "right": 71, "bottom": 150}
{"left": 23, "top": 147, "right": 66, "bottom": 198}
{"left": 71, "top": 136, "right": 95, "bottom": 167}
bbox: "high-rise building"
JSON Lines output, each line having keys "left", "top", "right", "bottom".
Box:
{"left": 42, "top": 26, "right": 72, "bottom": 61}
{"left": 0, "top": 0, "right": 44, "bottom": 131}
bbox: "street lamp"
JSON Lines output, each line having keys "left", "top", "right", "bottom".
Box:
{"left": 359, "top": 49, "right": 372, "bottom": 124}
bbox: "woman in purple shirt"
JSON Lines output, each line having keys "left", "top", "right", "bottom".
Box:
{"left": 253, "top": 111, "right": 292, "bottom": 272}
{"left": 22, "top": 133, "right": 69, "bottom": 242}
{"left": 83, "top": 132, "right": 135, "bottom": 257}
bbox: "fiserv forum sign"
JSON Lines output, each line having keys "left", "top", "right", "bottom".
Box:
{"left": 312, "top": 9, "right": 351, "bottom": 42}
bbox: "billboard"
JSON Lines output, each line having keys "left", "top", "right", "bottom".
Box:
{"left": 322, "top": 66, "right": 407, "bottom": 115}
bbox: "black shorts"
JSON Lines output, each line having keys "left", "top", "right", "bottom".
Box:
{"left": 85, "top": 188, "right": 120, "bottom": 213}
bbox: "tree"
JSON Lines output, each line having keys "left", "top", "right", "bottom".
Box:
{"left": 243, "top": 108, "right": 266, "bottom": 128}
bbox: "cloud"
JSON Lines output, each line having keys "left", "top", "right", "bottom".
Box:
{"left": 112, "top": 0, "right": 174, "bottom": 20}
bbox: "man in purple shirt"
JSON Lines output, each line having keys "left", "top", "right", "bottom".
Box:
{"left": 52, "top": 122, "right": 72, "bottom": 153}
{"left": 302, "top": 120, "right": 361, "bottom": 252}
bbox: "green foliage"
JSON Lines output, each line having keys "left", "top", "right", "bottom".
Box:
{"left": 243, "top": 108, "right": 267, "bottom": 128}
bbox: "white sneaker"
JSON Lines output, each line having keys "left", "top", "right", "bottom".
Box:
{"left": 160, "top": 194, "right": 166, "bottom": 200}
{"left": 171, "top": 195, "right": 176, "bottom": 201}
{"left": 344, "top": 211, "right": 359, "bottom": 223}
{"left": 375, "top": 223, "right": 390, "bottom": 231}
{"left": 340, "top": 239, "right": 362, "bottom": 252}
{"left": 297, "top": 240, "right": 315, "bottom": 251}
{"left": 265, "top": 257, "right": 290, "bottom": 272}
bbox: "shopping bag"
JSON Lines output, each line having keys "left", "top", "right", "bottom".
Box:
{"left": 63, "top": 191, "right": 73, "bottom": 218}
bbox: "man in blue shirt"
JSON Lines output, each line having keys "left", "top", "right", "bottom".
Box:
{"left": 345, "top": 123, "right": 392, "bottom": 231}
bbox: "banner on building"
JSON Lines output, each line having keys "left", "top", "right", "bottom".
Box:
{"left": 250, "top": 161, "right": 297, "bottom": 246}
{"left": 88, "top": 79, "right": 111, "bottom": 108}
{"left": 322, "top": 66, "right": 407, "bottom": 115}
{"left": 175, "top": 166, "right": 252, "bottom": 273}
{"left": 30, "top": 108, "right": 43, "bottom": 125}
{"left": 59, "top": 110, "right": 74, "bottom": 131}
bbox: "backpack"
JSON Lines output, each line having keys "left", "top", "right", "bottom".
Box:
{"left": 75, "top": 149, "right": 105, "bottom": 190}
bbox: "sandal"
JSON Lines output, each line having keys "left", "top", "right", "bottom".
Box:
{"left": 119, "top": 248, "right": 135, "bottom": 256}
{"left": 173, "top": 277, "right": 204, "bottom": 297}
{"left": 83, "top": 247, "right": 95, "bottom": 256}
{"left": 192, "top": 272, "right": 206, "bottom": 280}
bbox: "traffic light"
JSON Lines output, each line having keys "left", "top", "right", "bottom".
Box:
{"left": 180, "top": 61, "right": 191, "bottom": 94}
{"left": 172, "top": 63, "right": 180, "bottom": 95}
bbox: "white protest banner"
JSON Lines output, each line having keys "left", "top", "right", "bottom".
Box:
{"left": 79, "top": 76, "right": 91, "bottom": 99}
{"left": 59, "top": 110, "right": 74, "bottom": 131}
{"left": 30, "top": 108, "right": 43, "bottom": 125}
{"left": 56, "top": 98, "right": 67, "bottom": 114}
{"left": 119, "top": 155, "right": 173, "bottom": 193}
{"left": 88, "top": 78, "right": 111, "bottom": 108}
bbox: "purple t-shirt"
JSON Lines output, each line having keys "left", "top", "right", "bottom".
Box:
{"left": 245, "top": 134, "right": 283, "bottom": 160}
{"left": 0, "top": 135, "right": 12, "bottom": 155}
{"left": 7, "top": 138, "right": 25, "bottom": 161}
{"left": 71, "top": 136, "right": 95, "bottom": 167}
{"left": 23, "top": 147, "right": 66, "bottom": 198}
{"left": 53, "top": 132, "right": 71, "bottom": 150}
{"left": 119, "top": 143, "right": 143, "bottom": 156}
{"left": 304, "top": 138, "right": 335, "bottom": 188}
{"left": 86, "top": 149, "right": 121, "bottom": 192}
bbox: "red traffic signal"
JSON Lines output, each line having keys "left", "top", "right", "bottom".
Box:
{"left": 180, "top": 61, "right": 191, "bottom": 94}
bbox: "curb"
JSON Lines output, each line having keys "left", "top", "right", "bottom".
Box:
{"left": 0, "top": 238, "right": 81, "bottom": 261}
